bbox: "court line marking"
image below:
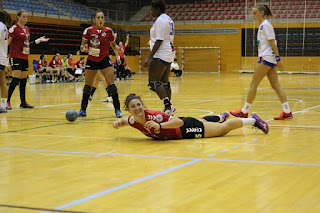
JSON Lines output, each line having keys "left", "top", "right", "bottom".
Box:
{"left": 1, "top": 147, "right": 319, "bottom": 167}
{"left": 41, "top": 159, "right": 201, "bottom": 212}
{"left": 0, "top": 204, "right": 90, "bottom": 213}
{"left": 269, "top": 125, "right": 320, "bottom": 128}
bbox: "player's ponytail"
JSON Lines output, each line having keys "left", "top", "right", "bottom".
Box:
{"left": 255, "top": 5, "right": 273, "bottom": 18}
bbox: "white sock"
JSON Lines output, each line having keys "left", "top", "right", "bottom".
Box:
{"left": 241, "top": 118, "right": 256, "bottom": 126}
{"left": 282, "top": 102, "right": 290, "bottom": 113}
{"left": 1, "top": 98, "right": 7, "bottom": 108}
{"left": 241, "top": 102, "right": 251, "bottom": 114}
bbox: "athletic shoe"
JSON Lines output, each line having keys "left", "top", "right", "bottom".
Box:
{"left": 230, "top": 109, "right": 248, "bottom": 118}
{"left": 89, "top": 96, "right": 93, "bottom": 101}
{"left": 250, "top": 113, "right": 269, "bottom": 134}
{"left": 78, "top": 109, "right": 87, "bottom": 117}
{"left": 20, "top": 102, "right": 34, "bottom": 109}
{"left": 219, "top": 111, "right": 230, "bottom": 123}
{"left": 102, "top": 96, "right": 113, "bottom": 102}
{"left": 274, "top": 112, "right": 293, "bottom": 120}
{"left": 0, "top": 106, "right": 7, "bottom": 113}
{"left": 115, "top": 109, "right": 122, "bottom": 118}
{"left": 164, "top": 105, "right": 177, "bottom": 115}
{"left": 6, "top": 101, "right": 12, "bottom": 110}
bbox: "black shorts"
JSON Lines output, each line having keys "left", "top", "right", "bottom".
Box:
{"left": 10, "top": 58, "right": 29, "bottom": 71}
{"left": 179, "top": 117, "right": 205, "bottom": 139}
{"left": 85, "top": 56, "right": 112, "bottom": 70}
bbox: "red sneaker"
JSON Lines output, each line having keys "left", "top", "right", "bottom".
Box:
{"left": 230, "top": 109, "right": 248, "bottom": 118}
{"left": 6, "top": 101, "right": 12, "bottom": 110}
{"left": 274, "top": 112, "right": 293, "bottom": 120}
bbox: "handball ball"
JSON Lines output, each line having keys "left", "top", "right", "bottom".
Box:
{"left": 66, "top": 110, "right": 78, "bottom": 122}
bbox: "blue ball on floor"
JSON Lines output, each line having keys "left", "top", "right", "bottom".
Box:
{"left": 66, "top": 110, "right": 78, "bottom": 122}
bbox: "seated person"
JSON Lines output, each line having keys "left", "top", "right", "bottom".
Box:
{"left": 62, "top": 55, "right": 76, "bottom": 81}
{"left": 50, "top": 55, "right": 74, "bottom": 82}
{"left": 171, "top": 58, "right": 182, "bottom": 77}
{"left": 124, "top": 62, "right": 133, "bottom": 80}
{"left": 36, "top": 54, "right": 53, "bottom": 83}
{"left": 75, "top": 56, "right": 85, "bottom": 81}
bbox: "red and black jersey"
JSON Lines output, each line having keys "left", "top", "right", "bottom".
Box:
{"left": 8, "top": 24, "right": 30, "bottom": 60}
{"left": 82, "top": 26, "right": 115, "bottom": 62}
{"left": 36, "top": 59, "right": 47, "bottom": 70}
{"left": 127, "top": 110, "right": 182, "bottom": 140}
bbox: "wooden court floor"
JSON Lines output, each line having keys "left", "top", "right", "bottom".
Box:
{"left": 0, "top": 72, "right": 320, "bottom": 213}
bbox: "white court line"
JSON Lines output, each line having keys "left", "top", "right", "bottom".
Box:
{"left": 269, "top": 125, "right": 320, "bottom": 128}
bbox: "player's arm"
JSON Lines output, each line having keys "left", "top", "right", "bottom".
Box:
{"left": 8, "top": 36, "right": 13, "bottom": 45}
{"left": 110, "top": 41, "right": 121, "bottom": 64}
{"left": 145, "top": 116, "right": 184, "bottom": 130}
{"left": 124, "top": 34, "right": 129, "bottom": 47}
{"left": 143, "top": 40, "right": 162, "bottom": 67}
{"left": 113, "top": 118, "right": 129, "bottom": 129}
{"left": 268, "top": 39, "right": 284, "bottom": 71}
{"left": 80, "top": 38, "right": 88, "bottom": 52}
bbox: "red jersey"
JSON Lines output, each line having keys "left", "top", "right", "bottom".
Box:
{"left": 9, "top": 24, "right": 30, "bottom": 60}
{"left": 49, "top": 60, "right": 57, "bottom": 68}
{"left": 36, "top": 59, "right": 47, "bottom": 70}
{"left": 128, "top": 110, "right": 182, "bottom": 140}
{"left": 68, "top": 59, "right": 76, "bottom": 69}
{"left": 119, "top": 45, "right": 125, "bottom": 59}
{"left": 58, "top": 59, "right": 62, "bottom": 67}
{"left": 76, "top": 60, "right": 84, "bottom": 68}
{"left": 82, "top": 26, "right": 115, "bottom": 62}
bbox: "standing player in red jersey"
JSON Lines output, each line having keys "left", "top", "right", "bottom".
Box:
{"left": 7, "top": 10, "right": 49, "bottom": 109}
{"left": 116, "top": 34, "right": 129, "bottom": 80}
{"left": 79, "top": 10, "right": 122, "bottom": 117}
{"left": 113, "top": 94, "right": 269, "bottom": 140}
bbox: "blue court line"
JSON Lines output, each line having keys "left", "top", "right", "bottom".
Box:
{"left": 41, "top": 159, "right": 201, "bottom": 212}
{"left": 207, "top": 154, "right": 216, "bottom": 157}
{"left": 220, "top": 149, "right": 229, "bottom": 153}
{"left": 1, "top": 147, "right": 320, "bottom": 167}
{"left": 232, "top": 145, "right": 240, "bottom": 148}
{"left": 252, "top": 138, "right": 259, "bottom": 141}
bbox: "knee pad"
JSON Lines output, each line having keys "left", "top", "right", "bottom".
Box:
{"left": 83, "top": 84, "right": 92, "bottom": 95}
{"left": 107, "top": 83, "right": 118, "bottom": 95}
{"left": 163, "top": 82, "right": 171, "bottom": 90}
{"left": 148, "top": 80, "right": 162, "bottom": 91}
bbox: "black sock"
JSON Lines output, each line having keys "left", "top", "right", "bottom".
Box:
{"left": 81, "top": 84, "right": 92, "bottom": 111}
{"left": 19, "top": 78, "right": 27, "bottom": 104}
{"left": 202, "top": 116, "right": 221, "bottom": 123}
{"left": 112, "top": 93, "right": 120, "bottom": 110}
{"left": 90, "top": 87, "right": 97, "bottom": 97}
{"left": 8, "top": 77, "right": 20, "bottom": 102}
{"left": 105, "top": 88, "right": 111, "bottom": 97}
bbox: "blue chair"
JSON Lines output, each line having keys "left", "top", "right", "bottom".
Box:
{"left": 33, "top": 60, "right": 38, "bottom": 73}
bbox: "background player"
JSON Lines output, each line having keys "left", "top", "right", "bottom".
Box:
{"left": 230, "top": 5, "right": 292, "bottom": 120}
{"left": 143, "top": 0, "right": 176, "bottom": 115}
{"left": 79, "top": 10, "right": 122, "bottom": 118}
{"left": 0, "top": 11, "right": 11, "bottom": 113}
{"left": 7, "top": 10, "right": 49, "bottom": 109}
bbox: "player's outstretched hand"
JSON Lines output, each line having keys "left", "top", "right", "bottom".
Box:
{"left": 113, "top": 119, "right": 122, "bottom": 129}
{"left": 39, "top": 36, "right": 49, "bottom": 42}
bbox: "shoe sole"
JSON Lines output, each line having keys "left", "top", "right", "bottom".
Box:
{"left": 274, "top": 116, "right": 293, "bottom": 120}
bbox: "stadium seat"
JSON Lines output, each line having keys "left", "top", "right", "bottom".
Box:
{"left": 220, "top": 16, "right": 225, "bottom": 20}
{"left": 192, "top": 16, "right": 198, "bottom": 20}
{"left": 289, "top": 14, "right": 295, "bottom": 18}
{"left": 226, "top": 16, "right": 232, "bottom": 19}
{"left": 281, "top": 14, "right": 287, "bottom": 18}
{"left": 240, "top": 15, "right": 245, "bottom": 19}
{"left": 205, "top": 16, "right": 211, "bottom": 20}
{"left": 233, "top": 15, "right": 238, "bottom": 19}
{"left": 179, "top": 16, "right": 185, "bottom": 20}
